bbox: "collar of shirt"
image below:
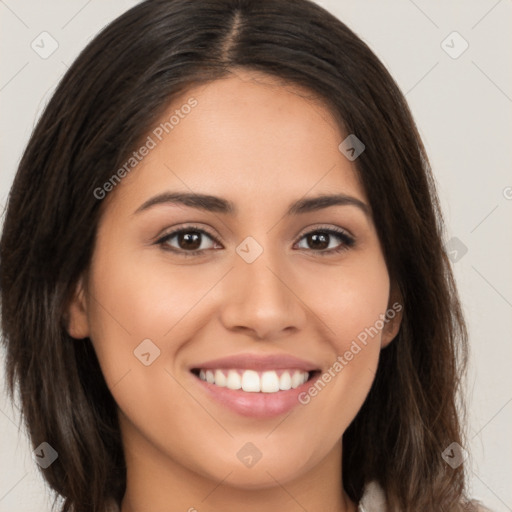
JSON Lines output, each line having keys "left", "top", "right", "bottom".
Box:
{"left": 106, "top": 481, "right": 492, "bottom": 512}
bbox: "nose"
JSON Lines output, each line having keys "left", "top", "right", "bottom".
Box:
{"left": 218, "top": 247, "right": 307, "bottom": 340}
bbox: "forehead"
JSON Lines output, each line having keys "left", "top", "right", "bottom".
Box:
{"left": 106, "top": 69, "right": 368, "bottom": 215}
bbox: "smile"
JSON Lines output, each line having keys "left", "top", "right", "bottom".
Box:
{"left": 194, "top": 368, "right": 311, "bottom": 393}
{"left": 189, "top": 353, "right": 322, "bottom": 417}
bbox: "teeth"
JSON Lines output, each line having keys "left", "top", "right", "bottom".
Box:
{"left": 261, "top": 371, "right": 280, "bottom": 393}
{"left": 214, "top": 369, "right": 227, "bottom": 387}
{"left": 291, "top": 371, "right": 302, "bottom": 389}
{"left": 197, "top": 369, "right": 310, "bottom": 392}
{"left": 226, "top": 369, "right": 242, "bottom": 389}
{"left": 279, "top": 371, "right": 292, "bottom": 390}
{"left": 242, "top": 370, "right": 260, "bottom": 392}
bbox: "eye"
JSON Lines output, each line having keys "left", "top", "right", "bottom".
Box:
{"left": 156, "top": 224, "right": 355, "bottom": 257}
{"left": 156, "top": 225, "right": 221, "bottom": 256}
{"left": 294, "top": 226, "right": 355, "bottom": 255}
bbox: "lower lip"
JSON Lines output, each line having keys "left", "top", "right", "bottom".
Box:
{"left": 191, "top": 371, "right": 320, "bottom": 418}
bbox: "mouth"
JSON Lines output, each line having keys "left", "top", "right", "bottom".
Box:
{"left": 188, "top": 353, "right": 322, "bottom": 418}
{"left": 190, "top": 367, "right": 321, "bottom": 393}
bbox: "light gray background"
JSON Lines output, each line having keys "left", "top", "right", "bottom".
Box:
{"left": 1, "top": 1, "right": 511, "bottom": 511}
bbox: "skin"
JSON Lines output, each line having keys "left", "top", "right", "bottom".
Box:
{"left": 67, "top": 68, "right": 402, "bottom": 512}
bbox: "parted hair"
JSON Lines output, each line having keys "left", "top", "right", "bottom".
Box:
{"left": 0, "top": 0, "right": 469, "bottom": 511}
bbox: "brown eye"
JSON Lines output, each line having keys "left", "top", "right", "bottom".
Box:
{"left": 157, "top": 226, "right": 219, "bottom": 256}
{"left": 175, "top": 231, "right": 202, "bottom": 250}
{"left": 304, "top": 232, "right": 330, "bottom": 250}
{"left": 295, "top": 228, "right": 355, "bottom": 255}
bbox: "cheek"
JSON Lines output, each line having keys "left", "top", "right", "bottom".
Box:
{"left": 85, "top": 246, "right": 221, "bottom": 467}
{"left": 297, "top": 251, "right": 391, "bottom": 353}
{"left": 87, "top": 244, "right": 219, "bottom": 342}
{"left": 292, "top": 251, "right": 389, "bottom": 427}
{"left": 85, "top": 239, "right": 231, "bottom": 404}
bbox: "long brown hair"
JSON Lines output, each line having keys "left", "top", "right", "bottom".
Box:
{"left": 0, "top": 0, "right": 469, "bottom": 510}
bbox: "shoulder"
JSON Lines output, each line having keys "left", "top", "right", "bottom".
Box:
{"left": 358, "top": 481, "right": 494, "bottom": 512}
{"left": 467, "top": 501, "right": 494, "bottom": 512}
{"left": 358, "top": 481, "right": 387, "bottom": 511}
{"left": 105, "top": 499, "right": 121, "bottom": 512}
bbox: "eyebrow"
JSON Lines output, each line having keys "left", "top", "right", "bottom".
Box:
{"left": 133, "top": 191, "right": 371, "bottom": 218}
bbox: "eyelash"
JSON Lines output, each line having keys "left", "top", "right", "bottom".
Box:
{"left": 156, "top": 224, "right": 355, "bottom": 258}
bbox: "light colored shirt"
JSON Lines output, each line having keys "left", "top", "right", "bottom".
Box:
{"left": 358, "top": 481, "right": 493, "bottom": 512}
{"left": 106, "top": 481, "right": 492, "bottom": 511}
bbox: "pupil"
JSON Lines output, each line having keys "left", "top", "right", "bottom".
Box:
{"left": 179, "top": 232, "right": 201, "bottom": 250}
{"left": 309, "top": 233, "right": 328, "bottom": 250}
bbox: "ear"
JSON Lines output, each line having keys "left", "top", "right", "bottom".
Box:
{"left": 381, "top": 281, "right": 404, "bottom": 348}
{"left": 64, "top": 275, "right": 90, "bottom": 339}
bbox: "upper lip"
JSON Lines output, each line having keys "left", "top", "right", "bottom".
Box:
{"left": 190, "top": 353, "right": 320, "bottom": 372}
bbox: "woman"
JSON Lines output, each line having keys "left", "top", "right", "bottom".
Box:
{"left": 0, "top": 0, "right": 489, "bottom": 510}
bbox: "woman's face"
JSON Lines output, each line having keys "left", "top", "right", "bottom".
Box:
{"left": 68, "top": 69, "right": 401, "bottom": 495}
